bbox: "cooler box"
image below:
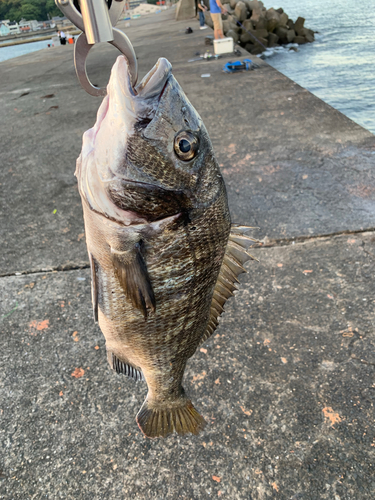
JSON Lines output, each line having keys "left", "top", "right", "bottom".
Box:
{"left": 51, "top": 36, "right": 60, "bottom": 47}
{"left": 213, "top": 37, "right": 234, "bottom": 55}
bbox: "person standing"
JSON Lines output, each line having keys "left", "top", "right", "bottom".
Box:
{"left": 197, "top": 0, "right": 208, "bottom": 30}
{"left": 209, "top": 0, "right": 227, "bottom": 39}
{"left": 58, "top": 30, "right": 67, "bottom": 45}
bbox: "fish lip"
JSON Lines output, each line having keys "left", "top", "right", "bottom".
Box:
{"left": 115, "top": 178, "right": 161, "bottom": 188}
{"left": 134, "top": 57, "right": 172, "bottom": 99}
{"left": 105, "top": 55, "right": 172, "bottom": 126}
{"left": 112, "top": 177, "right": 177, "bottom": 193}
{"left": 157, "top": 77, "right": 170, "bottom": 102}
{"left": 110, "top": 55, "right": 172, "bottom": 101}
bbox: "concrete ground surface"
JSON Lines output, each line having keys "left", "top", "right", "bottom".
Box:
{"left": 1, "top": 8, "right": 375, "bottom": 500}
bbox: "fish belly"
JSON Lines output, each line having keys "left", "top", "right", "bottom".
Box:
{"left": 81, "top": 185, "right": 230, "bottom": 437}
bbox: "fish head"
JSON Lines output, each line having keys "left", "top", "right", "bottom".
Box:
{"left": 77, "top": 55, "right": 224, "bottom": 222}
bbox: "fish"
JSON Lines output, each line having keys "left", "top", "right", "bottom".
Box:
{"left": 75, "top": 55, "right": 258, "bottom": 439}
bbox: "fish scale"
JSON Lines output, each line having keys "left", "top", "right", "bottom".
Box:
{"left": 76, "top": 55, "right": 257, "bottom": 438}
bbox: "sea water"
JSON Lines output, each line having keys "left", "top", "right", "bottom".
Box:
{"left": 1, "top": 0, "right": 375, "bottom": 135}
{"left": 0, "top": 39, "right": 54, "bottom": 63}
{"left": 262, "top": 0, "right": 375, "bottom": 134}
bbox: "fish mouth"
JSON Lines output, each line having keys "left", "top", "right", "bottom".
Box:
{"left": 77, "top": 56, "right": 173, "bottom": 223}
{"left": 89, "top": 56, "right": 172, "bottom": 148}
{"left": 135, "top": 57, "right": 172, "bottom": 99}
{"left": 109, "top": 55, "right": 172, "bottom": 122}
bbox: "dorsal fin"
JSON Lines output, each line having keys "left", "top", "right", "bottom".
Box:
{"left": 199, "top": 225, "right": 260, "bottom": 346}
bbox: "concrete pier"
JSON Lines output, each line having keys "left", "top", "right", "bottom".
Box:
{"left": 1, "top": 9, "right": 375, "bottom": 499}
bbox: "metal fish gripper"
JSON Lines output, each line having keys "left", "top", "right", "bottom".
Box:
{"left": 55, "top": 0, "right": 138, "bottom": 96}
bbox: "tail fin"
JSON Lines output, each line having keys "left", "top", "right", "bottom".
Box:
{"left": 136, "top": 397, "right": 206, "bottom": 438}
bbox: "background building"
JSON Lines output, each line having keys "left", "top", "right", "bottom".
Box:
{"left": 0, "top": 21, "right": 10, "bottom": 36}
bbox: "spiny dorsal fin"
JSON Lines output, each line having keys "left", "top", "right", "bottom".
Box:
{"left": 111, "top": 241, "right": 156, "bottom": 320}
{"left": 110, "top": 352, "right": 144, "bottom": 382}
{"left": 199, "top": 225, "right": 259, "bottom": 345}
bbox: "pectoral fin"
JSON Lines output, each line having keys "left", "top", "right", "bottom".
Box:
{"left": 111, "top": 242, "right": 156, "bottom": 319}
{"left": 200, "top": 225, "right": 260, "bottom": 345}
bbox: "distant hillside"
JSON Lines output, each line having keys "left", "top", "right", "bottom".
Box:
{"left": 0, "top": 0, "right": 61, "bottom": 22}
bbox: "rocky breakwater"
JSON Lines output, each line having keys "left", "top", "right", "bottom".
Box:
{"left": 204, "top": 0, "right": 315, "bottom": 55}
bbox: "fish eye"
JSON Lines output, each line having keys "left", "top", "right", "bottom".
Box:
{"left": 179, "top": 139, "right": 191, "bottom": 153}
{"left": 174, "top": 131, "right": 199, "bottom": 161}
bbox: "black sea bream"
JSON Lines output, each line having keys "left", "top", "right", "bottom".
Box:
{"left": 75, "top": 56, "right": 256, "bottom": 438}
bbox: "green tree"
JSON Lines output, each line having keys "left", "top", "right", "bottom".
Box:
{"left": 19, "top": 2, "right": 40, "bottom": 20}
{"left": 45, "top": 0, "right": 61, "bottom": 18}
{"left": 1, "top": 0, "right": 21, "bottom": 21}
{"left": 7, "top": 7, "right": 22, "bottom": 22}
{"left": 0, "top": 0, "right": 61, "bottom": 21}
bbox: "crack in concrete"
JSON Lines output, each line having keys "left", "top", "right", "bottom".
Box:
{"left": 260, "top": 227, "right": 375, "bottom": 249}
{"left": 0, "top": 262, "right": 90, "bottom": 278}
{"left": 350, "top": 355, "right": 375, "bottom": 367}
{"left": 1, "top": 227, "right": 374, "bottom": 279}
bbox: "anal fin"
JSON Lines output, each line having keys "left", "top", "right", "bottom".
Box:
{"left": 111, "top": 241, "right": 156, "bottom": 319}
{"left": 200, "top": 224, "right": 260, "bottom": 345}
{"left": 110, "top": 352, "right": 144, "bottom": 382}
